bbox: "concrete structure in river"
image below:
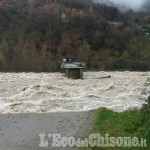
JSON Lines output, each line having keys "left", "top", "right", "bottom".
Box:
{"left": 61, "top": 61, "right": 87, "bottom": 79}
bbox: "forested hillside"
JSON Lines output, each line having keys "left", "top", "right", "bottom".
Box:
{"left": 0, "top": 0, "right": 150, "bottom": 72}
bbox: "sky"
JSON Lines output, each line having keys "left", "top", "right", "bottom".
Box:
{"left": 96, "top": 0, "right": 147, "bottom": 11}
{"left": 110, "top": 0, "right": 144, "bottom": 9}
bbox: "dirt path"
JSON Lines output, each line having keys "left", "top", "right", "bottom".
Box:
{"left": 0, "top": 110, "right": 96, "bottom": 150}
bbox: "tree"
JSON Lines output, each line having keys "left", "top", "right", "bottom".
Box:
{"left": 0, "top": 52, "right": 5, "bottom": 64}
{"left": 78, "top": 42, "right": 93, "bottom": 67}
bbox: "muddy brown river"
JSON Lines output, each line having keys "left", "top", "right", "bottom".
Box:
{"left": 0, "top": 71, "right": 149, "bottom": 113}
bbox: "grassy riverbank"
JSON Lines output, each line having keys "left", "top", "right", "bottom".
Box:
{"left": 82, "top": 79, "right": 150, "bottom": 150}
{"left": 81, "top": 106, "right": 150, "bottom": 150}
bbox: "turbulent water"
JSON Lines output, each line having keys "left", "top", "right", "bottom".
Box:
{"left": 0, "top": 71, "right": 149, "bottom": 114}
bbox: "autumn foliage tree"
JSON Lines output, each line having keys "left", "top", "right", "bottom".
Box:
{"left": 0, "top": 0, "right": 150, "bottom": 71}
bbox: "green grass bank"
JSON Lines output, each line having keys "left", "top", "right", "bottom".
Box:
{"left": 82, "top": 79, "right": 150, "bottom": 150}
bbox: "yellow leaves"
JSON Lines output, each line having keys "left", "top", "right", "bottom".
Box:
{"left": 122, "top": 50, "right": 129, "bottom": 59}
{"left": 66, "top": 8, "right": 83, "bottom": 16}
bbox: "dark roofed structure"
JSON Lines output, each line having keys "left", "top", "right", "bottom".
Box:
{"left": 61, "top": 62, "right": 87, "bottom": 79}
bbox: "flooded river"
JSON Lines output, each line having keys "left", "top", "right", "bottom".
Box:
{"left": 0, "top": 71, "right": 149, "bottom": 113}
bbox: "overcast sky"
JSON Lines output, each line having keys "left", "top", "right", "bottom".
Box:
{"left": 107, "top": 0, "right": 146, "bottom": 10}
{"left": 95, "top": 0, "right": 147, "bottom": 11}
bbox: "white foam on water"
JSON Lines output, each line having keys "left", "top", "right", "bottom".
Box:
{"left": 0, "top": 71, "right": 149, "bottom": 113}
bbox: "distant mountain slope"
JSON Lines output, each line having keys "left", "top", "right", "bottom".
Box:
{"left": 0, "top": 0, "right": 150, "bottom": 71}
{"left": 93, "top": 0, "right": 128, "bottom": 11}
